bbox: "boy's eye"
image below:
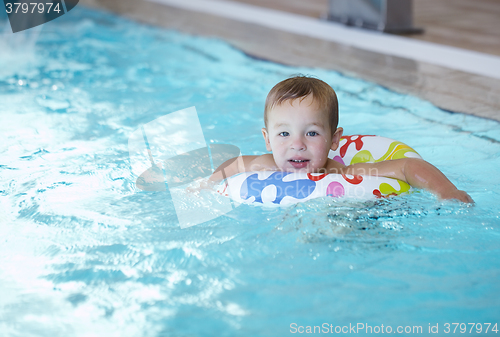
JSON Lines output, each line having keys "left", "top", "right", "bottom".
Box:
{"left": 279, "top": 131, "right": 289, "bottom": 137}
{"left": 307, "top": 131, "right": 318, "bottom": 136}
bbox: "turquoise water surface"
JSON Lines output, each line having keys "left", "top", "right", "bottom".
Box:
{"left": 1, "top": 7, "right": 499, "bottom": 337}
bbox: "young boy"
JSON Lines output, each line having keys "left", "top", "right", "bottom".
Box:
{"left": 209, "top": 76, "right": 473, "bottom": 203}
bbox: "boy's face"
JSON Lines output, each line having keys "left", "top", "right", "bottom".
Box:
{"left": 262, "top": 94, "right": 343, "bottom": 173}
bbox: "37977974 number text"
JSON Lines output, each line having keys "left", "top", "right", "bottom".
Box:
{"left": 443, "top": 323, "right": 498, "bottom": 334}
{"left": 5, "top": 2, "right": 62, "bottom": 14}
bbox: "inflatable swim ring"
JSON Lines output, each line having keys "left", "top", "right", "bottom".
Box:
{"left": 217, "top": 135, "right": 422, "bottom": 205}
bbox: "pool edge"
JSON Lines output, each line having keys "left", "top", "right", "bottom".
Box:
{"left": 79, "top": 0, "right": 500, "bottom": 122}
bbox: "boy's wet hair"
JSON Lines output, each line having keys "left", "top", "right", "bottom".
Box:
{"left": 264, "top": 76, "right": 339, "bottom": 131}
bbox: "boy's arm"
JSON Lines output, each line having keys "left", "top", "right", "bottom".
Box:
{"left": 187, "top": 155, "right": 254, "bottom": 192}
{"left": 208, "top": 155, "right": 258, "bottom": 182}
{"left": 209, "top": 154, "right": 275, "bottom": 182}
{"left": 344, "top": 158, "right": 473, "bottom": 203}
{"left": 188, "top": 154, "right": 275, "bottom": 193}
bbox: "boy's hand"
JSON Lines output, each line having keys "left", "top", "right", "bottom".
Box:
{"left": 186, "top": 179, "right": 216, "bottom": 195}
{"left": 439, "top": 189, "right": 474, "bottom": 203}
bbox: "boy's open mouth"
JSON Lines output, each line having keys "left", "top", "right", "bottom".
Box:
{"left": 289, "top": 159, "right": 309, "bottom": 168}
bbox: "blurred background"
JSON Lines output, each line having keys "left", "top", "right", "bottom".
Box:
{"left": 231, "top": 0, "right": 500, "bottom": 56}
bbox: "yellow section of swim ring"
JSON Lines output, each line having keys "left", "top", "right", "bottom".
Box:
{"left": 350, "top": 141, "right": 419, "bottom": 196}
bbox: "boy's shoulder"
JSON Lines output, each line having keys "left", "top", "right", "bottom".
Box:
{"left": 325, "top": 157, "right": 347, "bottom": 173}
{"left": 244, "top": 154, "right": 276, "bottom": 171}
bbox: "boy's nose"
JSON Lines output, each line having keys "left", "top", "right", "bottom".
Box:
{"left": 291, "top": 136, "right": 306, "bottom": 150}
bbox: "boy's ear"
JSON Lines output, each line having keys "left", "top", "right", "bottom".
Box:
{"left": 330, "top": 127, "right": 343, "bottom": 151}
{"left": 261, "top": 128, "right": 272, "bottom": 152}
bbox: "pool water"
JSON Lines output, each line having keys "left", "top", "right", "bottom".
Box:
{"left": 1, "top": 7, "right": 500, "bottom": 337}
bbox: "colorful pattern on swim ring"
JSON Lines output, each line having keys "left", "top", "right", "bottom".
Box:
{"left": 217, "top": 135, "right": 422, "bottom": 205}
